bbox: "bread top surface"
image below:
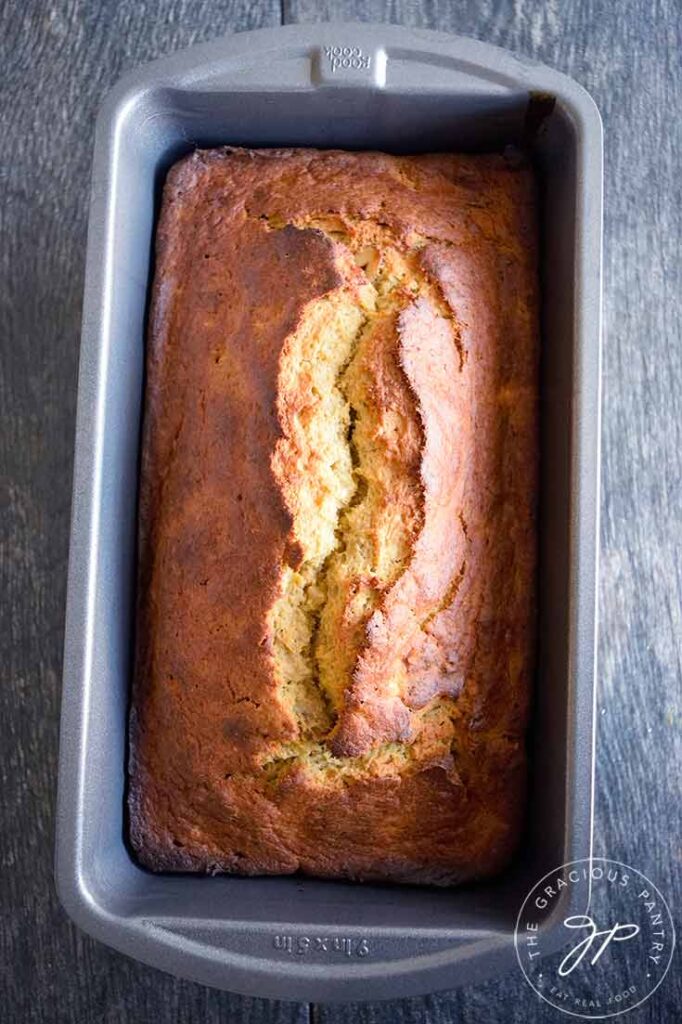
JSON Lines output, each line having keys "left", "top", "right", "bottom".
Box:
{"left": 131, "top": 147, "right": 538, "bottom": 884}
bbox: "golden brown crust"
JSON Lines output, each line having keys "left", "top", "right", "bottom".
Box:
{"left": 129, "top": 146, "right": 538, "bottom": 884}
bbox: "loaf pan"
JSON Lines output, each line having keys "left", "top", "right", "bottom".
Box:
{"left": 56, "top": 23, "right": 602, "bottom": 1002}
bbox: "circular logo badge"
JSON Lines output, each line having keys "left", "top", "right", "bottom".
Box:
{"left": 514, "top": 858, "right": 675, "bottom": 1019}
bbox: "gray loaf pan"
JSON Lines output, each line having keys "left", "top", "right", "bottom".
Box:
{"left": 55, "top": 23, "right": 602, "bottom": 1002}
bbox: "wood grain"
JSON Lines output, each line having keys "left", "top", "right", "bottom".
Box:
{"left": 1, "top": 0, "right": 680, "bottom": 1021}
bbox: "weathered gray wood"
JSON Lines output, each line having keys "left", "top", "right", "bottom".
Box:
{"left": 2, "top": 0, "right": 680, "bottom": 1021}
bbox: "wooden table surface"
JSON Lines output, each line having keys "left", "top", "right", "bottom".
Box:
{"left": 2, "top": 1, "right": 679, "bottom": 1021}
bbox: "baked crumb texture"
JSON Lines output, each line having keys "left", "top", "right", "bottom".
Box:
{"left": 130, "top": 147, "right": 539, "bottom": 885}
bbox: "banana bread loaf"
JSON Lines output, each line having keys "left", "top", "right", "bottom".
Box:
{"left": 129, "top": 146, "right": 539, "bottom": 885}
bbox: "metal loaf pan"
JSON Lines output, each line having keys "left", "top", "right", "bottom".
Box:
{"left": 56, "top": 23, "right": 602, "bottom": 1002}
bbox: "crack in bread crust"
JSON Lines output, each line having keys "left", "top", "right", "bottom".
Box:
{"left": 267, "top": 291, "right": 367, "bottom": 738}
{"left": 266, "top": 213, "right": 469, "bottom": 769}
